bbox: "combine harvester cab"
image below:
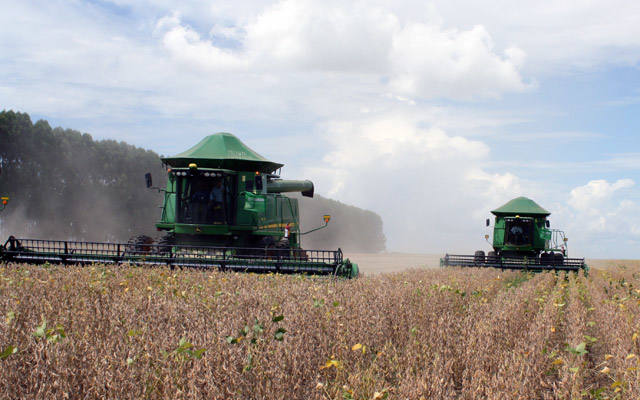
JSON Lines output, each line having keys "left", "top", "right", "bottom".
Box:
{"left": 0, "top": 133, "right": 358, "bottom": 278}
{"left": 441, "top": 197, "right": 587, "bottom": 272}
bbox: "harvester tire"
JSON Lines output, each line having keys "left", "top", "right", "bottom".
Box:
{"left": 259, "top": 236, "right": 276, "bottom": 248}
{"left": 540, "top": 252, "right": 551, "bottom": 266}
{"left": 474, "top": 250, "right": 485, "bottom": 263}
{"left": 127, "top": 235, "right": 154, "bottom": 254}
{"left": 553, "top": 252, "right": 564, "bottom": 266}
{"left": 156, "top": 234, "right": 175, "bottom": 254}
{"left": 487, "top": 251, "right": 498, "bottom": 263}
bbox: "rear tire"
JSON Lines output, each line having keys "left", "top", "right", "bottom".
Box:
{"left": 474, "top": 250, "right": 485, "bottom": 263}
{"left": 487, "top": 251, "right": 498, "bottom": 264}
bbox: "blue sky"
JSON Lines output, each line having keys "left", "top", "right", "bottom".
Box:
{"left": 1, "top": 0, "right": 639, "bottom": 258}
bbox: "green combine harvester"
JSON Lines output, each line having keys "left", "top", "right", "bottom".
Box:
{"left": 0, "top": 133, "right": 359, "bottom": 278}
{"left": 441, "top": 197, "right": 587, "bottom": 272}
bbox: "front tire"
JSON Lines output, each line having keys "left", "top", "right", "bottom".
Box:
{"left": 539, "top": 252, "right": 550, "bottom": 265}
{"left": 127, "top": 235, "right": 154, "bottom": 253}
{"left": 553, "top": 252, "right": 564, "bottom": 266}
{"left": 474, "top": 250, "right": 485, "bottom": 263}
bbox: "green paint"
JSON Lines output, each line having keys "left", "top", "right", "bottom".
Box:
{"left": 156, "top": 134, "right": 317, "bottom": 251}
{"left": 491, "top": 196, "right": 550, "bottom": 216}
{"left": 442, "top": 196, "right": 586, "bottom": 272}
{"left": 162, "top": 132, "right": 283, "bottom": 173}
{"left": 487, "top": 197, "right": 585, "bottom": 269}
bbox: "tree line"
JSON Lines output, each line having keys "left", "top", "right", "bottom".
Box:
{"left": 0, "top": 110, "right": 385, "bottom": 252}
{"left": 0, "top": 110, "right": 166, "bottom": 241}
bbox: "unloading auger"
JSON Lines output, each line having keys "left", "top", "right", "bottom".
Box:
{"left": 0, "top": 133, "right": 359, "bottom": 278}
{"left": 441, "top": 197, "right": 587, "bottom": 272}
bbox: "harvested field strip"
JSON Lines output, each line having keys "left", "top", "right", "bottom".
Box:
{"left": 1, "top": 264, "right": 640, "bottom": 399}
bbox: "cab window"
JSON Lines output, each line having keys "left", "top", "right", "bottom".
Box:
{"left": 176, "top": 175, "right": 227, "bottom": 224}
{"left": 504, "top": 218, "right": 533, "bottom": 246}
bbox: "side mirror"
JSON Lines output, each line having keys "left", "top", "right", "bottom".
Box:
{"left": 145, "top": 173, "right": 153, "bottom": 188}
{"left": 545, "top": 220, "right": 550, "bottom": 228}
{"left": 486, "top": 218, "right": 490, "bottom": 227}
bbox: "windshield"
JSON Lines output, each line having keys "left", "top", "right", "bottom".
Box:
{"left": 504, "top": 218, "right": 533, "bottom": 246}
{"left": 176, "top": 174, "right": 234, "bottom": 225}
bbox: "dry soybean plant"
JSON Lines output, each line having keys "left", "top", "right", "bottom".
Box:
{"left": 1, "top": 263, "right": 639, "bottom": 399}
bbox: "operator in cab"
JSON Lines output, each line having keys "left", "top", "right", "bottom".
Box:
{"left": 208, "top": 178, "right": 224, "bottom": 222}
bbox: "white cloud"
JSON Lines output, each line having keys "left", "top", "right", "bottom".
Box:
{"left": 161, "top": 23, "right": 249, "bottom": 71}
{"left": 146, "top": 0, "right": 640, "bottom": 74}
{"left": 427, "top": 0, "right": 640, "bottom": 72}
{"left": 568, "top": 179, "right": 635, "bottom": 214}
{"left": 389, "top": 24, "right": 529, "bottom": 98}
{"left": 554, "top": 179, "right": 640, "bottom": 257}
{"left": 307, "top": 113, "right": 522, "bottom": 252}
{"left": 156, "top": 0, "right": 528, "bottom": 99}
{"left": 245, "top": 0, "right": 398, "bottom": 72}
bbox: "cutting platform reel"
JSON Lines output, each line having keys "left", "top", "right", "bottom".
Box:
{"left": 440, "top": 252, "right": 587, "bottom": 272}
{"left": 0, "top": 237, "right": 359, "bottom": 278}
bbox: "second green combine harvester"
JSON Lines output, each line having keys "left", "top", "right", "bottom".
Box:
{"left": 441, "top": 197, "right": 587, "bottom": 272}
{"left": 1, "top": 133, "right": 359, "bottom": 277}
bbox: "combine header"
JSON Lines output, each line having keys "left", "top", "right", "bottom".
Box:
{"left": 0, "top": 237, "right": 355, "bottom": 276}
{"left": 441, "top": 197, "right": 587, "bottom": 272}
{"left": 0, "top": 133, "right": 359, "bottom": 278}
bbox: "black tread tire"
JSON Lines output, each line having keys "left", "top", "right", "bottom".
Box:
{"left": 540, "top": 252, "right": 551, "bottom": 266}
{"left": 156, "top": 234, "right": 175, "bottom": 255}
{"left": 127, "top": 235, "right": 154, "bottom": 253}
{"left": 474, "top": 250, "right": 485, "bottom": 263}
{"left": 553, "top": 252, "right": 564, "bottom": 266}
